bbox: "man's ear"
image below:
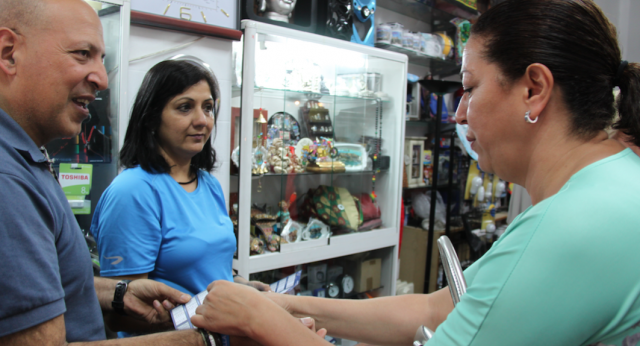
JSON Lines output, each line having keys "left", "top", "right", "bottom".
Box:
{"left": 0, "top": 27, "right": 19, "bottom": 76}
{"left": 523, "top": 63, "right": 554, "bottom": 120}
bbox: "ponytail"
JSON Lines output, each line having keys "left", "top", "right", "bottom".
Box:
{"left": 613, "top": 62, "right": 640, "bottom": 147}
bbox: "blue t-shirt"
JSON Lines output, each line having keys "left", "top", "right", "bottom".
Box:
{"left": 429, "top": 149, "right": 640, "bottom": 345}
{"left": 91, "top": 166, "right": 235, "bottom": 295}
{"left": 0, "top": 108, "right": 105, "bottom": 341}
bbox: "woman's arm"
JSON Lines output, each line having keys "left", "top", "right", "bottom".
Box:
{"left": 192, "top": 280, "right": 454, "bottom": 346}
{"left": 266, "top": 288, "right": 454, "bottom": 346}
{"left": 192, "top": 281, "right": 331, "bottom": 346}
{"left": 232, "top": 271, "right": 272, "bottom": 292}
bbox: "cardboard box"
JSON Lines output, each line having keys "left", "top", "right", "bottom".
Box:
{"left": 348, "top": 258, "right": 381, "bottom": 293}
{"left": 399, "top": 226, "right": 428, "bottom": 294}
{"left": 399, "top": 226, "right": 444, "bottom": 293}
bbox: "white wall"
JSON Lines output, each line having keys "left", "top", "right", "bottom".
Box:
{"left": 127, "top": 25, "right": 234, "bottom": 206}
{"left": 594, "top": 0, "right": 640, "bottom": 62}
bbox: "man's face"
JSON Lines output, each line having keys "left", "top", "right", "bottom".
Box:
{"left": 13, "top": 0, "right": 107, "bottom": 146}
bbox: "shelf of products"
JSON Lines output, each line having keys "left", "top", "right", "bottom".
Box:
{"left": 377, "top": 0, "right": 478, "bottom": 24}
{"left": 232, "top": 86, "right": 394, "bottom": 104}
{"left": 231, "top": 20, "right": 407, "bottom": 298}
{"left": 374, "top": 1, "right": 467, "bottom": 78}
{"left": 235, "top": 227, "right": 398, "bottom": 274}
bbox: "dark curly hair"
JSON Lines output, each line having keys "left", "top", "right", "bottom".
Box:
{"left": 120, "top": 59, "right": 220, "bottom": 173}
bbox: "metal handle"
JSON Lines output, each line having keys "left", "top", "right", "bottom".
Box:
{"left": 437, "top": 235, "right": 467, "bottom": 306}
{"left": 413, "top": 235, "right": 467, "bottom": 345}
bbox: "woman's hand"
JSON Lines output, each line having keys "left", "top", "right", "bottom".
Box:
{"left": 192, "top": 280, "right": 272, "bottom": 336}
{"left": 192, "top": 281, "right": 329, "bottom": 345}
{"left": 301, "top": 317, "right": 328, "bottom": 338}
{"left": 234, "top": 275, "right": 272, "bottom": 292}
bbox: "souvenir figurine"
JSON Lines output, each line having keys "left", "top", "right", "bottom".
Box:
{"left": 266, "top": 233, "right": 282, "bottom": 252}
{"left": 258, "top": 0, "right": 297, "bottom": 23}
{"left": 276, "top": 200, "right": 291, "bottom": 231}
{"left": 267, "top": 138, "right": 305, "bottom": 174}
{"left": 250, "top": 236, "right": 265, "bottom": 255}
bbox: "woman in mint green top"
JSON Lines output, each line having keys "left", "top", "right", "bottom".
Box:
{"left": 184, "top": 1, "right": 640, "bottom": 345}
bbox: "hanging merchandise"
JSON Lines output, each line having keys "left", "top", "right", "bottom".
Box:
{"left": 371, "top": 98, "right": 383, "bottom": 201}
{"left": 434, "top": 32, "right": 454, "bottom": 59}
{"left": 429, "top": 94, "right": 449, "bottom": 122}
{"left": 450, "top": 18, "right": 471, "bottom": 65}
{"left": 45, "top": 89, "right": 112, "bottom": 163}
{"left": 351, "top": 0, "right": 375, "bottom": 46}
{"left": 326, "top": 0, "right": 353, "bottom": 41}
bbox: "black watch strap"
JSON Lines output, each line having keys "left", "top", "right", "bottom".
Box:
{"left": 111, "top": 279, "right": 132, "bottom": 315}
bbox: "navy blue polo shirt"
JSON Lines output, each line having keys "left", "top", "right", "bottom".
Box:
{"left": 0, "top": 108, "right": 105, "bottom": 341}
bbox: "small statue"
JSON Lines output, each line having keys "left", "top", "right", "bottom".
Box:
{"left": 250, "top": 236, "right": 264, "bottom": 255}
{"left": 268, "top": 138, "right": 305, "bottom": 174}
{"left": 258, "top": 0, "right": 297, "bottom": 23}
{"left": 266, "top": 233, "right": 282, "bottom": 252}
{"left": 276, "top": 200, "right": 291, "bottom": 231}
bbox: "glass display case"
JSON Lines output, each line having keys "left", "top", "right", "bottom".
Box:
{"left": 231, "top": 20, "right": 407, "bottom": 296}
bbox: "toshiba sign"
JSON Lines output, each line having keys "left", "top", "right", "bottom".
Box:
{"left": 59, "top": 173, "right": 91, "bottom": 188}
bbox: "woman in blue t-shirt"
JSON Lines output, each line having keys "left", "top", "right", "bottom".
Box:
{"left": 91, "top": 58, "right": 269, "bottom": 333}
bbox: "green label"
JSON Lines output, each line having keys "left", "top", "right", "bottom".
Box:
{"left": 59, "top": 163, "right": 92, "bottom": 195}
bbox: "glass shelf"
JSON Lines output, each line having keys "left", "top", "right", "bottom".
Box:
{"left": 232, "top": 86, "right": 393, "bottom": 104}
{"left": 232, "top": 170, "right": 388, "bottom": 178}
{"left": 403, "top": 181, "right": 459, "bottom": 190}
{"left": 374, "top": 43, "right": 460, "bottom": 75}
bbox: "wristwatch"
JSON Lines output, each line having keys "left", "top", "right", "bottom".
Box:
{"left": 111, "top": 279, "right": 132, "bottom": 315}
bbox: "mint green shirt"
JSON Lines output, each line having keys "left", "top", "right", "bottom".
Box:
{"left": 430, "top": 148, "right": 640, "bottom": 345}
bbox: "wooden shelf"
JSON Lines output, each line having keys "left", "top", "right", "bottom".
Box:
{"left": 130, "top": 10, "right": 243, "bottom": 41}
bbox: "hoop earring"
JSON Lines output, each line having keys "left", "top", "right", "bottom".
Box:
{"left": 524, "top": 110, "right": 538, "bottom": 124}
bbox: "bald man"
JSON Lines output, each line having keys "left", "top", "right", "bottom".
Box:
{"left": 0, "top": 0, "right": 215, "bottom": 345}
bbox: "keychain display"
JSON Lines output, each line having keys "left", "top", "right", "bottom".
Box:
{"left": 267, "top": 112, "right": 301, "bottom": 147}
{"left": 299, "top": 100, "right": 333, "bottom": 140}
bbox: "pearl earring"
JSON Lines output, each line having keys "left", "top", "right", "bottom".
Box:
{"left": 524, "top": 110, "right": 538, "bottom": 124}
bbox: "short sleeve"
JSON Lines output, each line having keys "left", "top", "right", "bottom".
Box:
{"left": 91, "top": 174, "right": 162, "bottom": 276}
{"left": 427, "top": 203, "right": 633, "bottom": 346}
{"left": 0, "top": 173, "right": 66, "bottom": 336}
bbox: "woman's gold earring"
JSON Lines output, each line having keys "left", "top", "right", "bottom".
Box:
{"left": 524, "top": 110, "right": 538, "bottom": 124}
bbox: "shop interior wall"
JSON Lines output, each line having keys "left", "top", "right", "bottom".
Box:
{"left": 127, "top": 26, "right": 234, "bottom": 206}
{"left": 594, "top": 0, "right": 640, "bottom": 63}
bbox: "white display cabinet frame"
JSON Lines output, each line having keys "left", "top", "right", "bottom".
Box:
{"left": 233, "top": 20, "right": 407, "bottom": 297}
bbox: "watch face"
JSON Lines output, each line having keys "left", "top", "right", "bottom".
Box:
{"left": 327, "top": 283, "right": 340, "bottom": 298}
{"left": 341, "top": 275, "right": 354, "bottom": 295}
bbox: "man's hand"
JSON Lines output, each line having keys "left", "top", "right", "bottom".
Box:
{"left": 124, "top": 279, "right": 191, "bottom": 327}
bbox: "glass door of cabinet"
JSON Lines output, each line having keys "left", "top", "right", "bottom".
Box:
{"left": 232, "top": 21, "right": 406, "bottom": 278}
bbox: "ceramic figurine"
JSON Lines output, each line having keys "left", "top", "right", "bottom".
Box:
{"left": 258, "top": 0, "right": 297, "bottom": 23}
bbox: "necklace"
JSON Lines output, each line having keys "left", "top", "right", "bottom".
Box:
{"left": 371, "top": 98, "right": 382, "bottom": 202}
{"left": 178, "top": 175, "right": 197, "bottom": 185}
